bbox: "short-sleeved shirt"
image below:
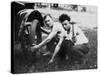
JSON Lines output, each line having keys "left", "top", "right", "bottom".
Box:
{"left": 64, "top": 25, "right": 89, "bottom": 45}
{"left": 73, "top": 26, "right": 88, "bottom": 45}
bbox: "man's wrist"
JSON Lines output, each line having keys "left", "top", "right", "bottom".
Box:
{"left": 38, "top": 44, "right": 42, "bottom": 49}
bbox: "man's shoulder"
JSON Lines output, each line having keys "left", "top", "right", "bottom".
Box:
{"left": 52, "top": 22, "right": 63, "bottom": 32}
{"left": 54, "top": 22, "right": 62, "bottom": 26}
{"left": 73, "top": 25, "right": 79, "bottom": 29}
{"left": 73, "top": 25, "right": 81, "bottom": 31}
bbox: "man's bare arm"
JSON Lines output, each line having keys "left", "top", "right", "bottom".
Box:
{"left": 31, "top": 30, "right": 57, "bottom": 51}
{"left": 41, "top": 27, "right": 50, "bottom": 35}
{"left": 48, "top": 37, "right": 64, "bottom": 64}
{"left": 38, "top": 31, "right": 57, "bottom": 48}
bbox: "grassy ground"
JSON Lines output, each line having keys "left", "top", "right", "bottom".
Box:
{"left": 13, "top": 27, "right": 97, "bottom": 74}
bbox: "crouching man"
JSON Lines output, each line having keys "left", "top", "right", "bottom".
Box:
{"left": 30, "top": 14, "right": 68, "bottom": 64}
{"left": 58, "top": 14, "right": 89, "bottom": 63}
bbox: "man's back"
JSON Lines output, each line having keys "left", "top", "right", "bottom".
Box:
{"left": 73, "top": 25, "right": 88, "bottom": 45}
{"left": 52, "top": 22, "right": 67, "bottom": 38}
{"left": 64, "top": 25, "right": 89, "bottom": 45}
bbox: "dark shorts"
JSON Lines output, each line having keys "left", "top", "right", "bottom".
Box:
{"left": 58, "top": 40, "right": 89, "bottom": 59}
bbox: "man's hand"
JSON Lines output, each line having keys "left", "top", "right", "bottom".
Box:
{"left": 48, "top": 58, "right": 54, "bottom": 64}
{"left": 30, "top": 45, "right": 39, "bottom": 52}
{"left": 72, "top": 36, "right": 76, "bottom": 43}
{"left": 48, "top": 37, "right": 64, "bottom": 64}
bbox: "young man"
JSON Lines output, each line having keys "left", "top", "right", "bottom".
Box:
{"left": 30, "top": 14, "right": 67, "bottom": 64}
{"left": 58, "top": 14, "right": 89, "bottom": 62}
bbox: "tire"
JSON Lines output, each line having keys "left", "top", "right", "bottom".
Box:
{"left": 29, "top": 20, "right": 42, "bottom": 46}
{"left": 20, "top": 19, "right": 42, "bottom": 57}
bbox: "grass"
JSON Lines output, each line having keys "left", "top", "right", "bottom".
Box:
{"left": 13, "top": 28, "right": 97, "bottom": 74}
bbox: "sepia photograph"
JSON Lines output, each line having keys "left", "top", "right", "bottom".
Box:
{"left": 11, "top": 1, "right": 97, "bottom": 74}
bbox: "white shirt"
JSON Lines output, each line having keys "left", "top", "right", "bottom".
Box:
{"left": 64, "top": 25, "right": 89, "bottom": 45}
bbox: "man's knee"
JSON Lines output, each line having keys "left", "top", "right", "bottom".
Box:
{"left": 81, "top": 44, "right": 89, "bottom": 54}
{"left": 71, "top": 44, "right": 89, "bottom": 56}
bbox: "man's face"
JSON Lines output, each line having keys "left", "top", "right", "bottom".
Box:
{"left": 44, "top": 16, "right": 53, "bottom": 28}
{"left": 62, "top": 20, "right": 70, "bottom": 30}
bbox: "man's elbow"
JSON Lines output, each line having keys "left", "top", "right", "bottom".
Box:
{"left": 46, "top": 39, "right": 51, "bottom": 44}
{"left": 86, "top": 39, "right": 89, "bottom": 44}
{"left": 56, "top": 45, "right": 61, "bottom": 51}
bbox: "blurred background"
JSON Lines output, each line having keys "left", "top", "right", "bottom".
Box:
{"left": 12, "top": 1, "right": 97, "bottom": 29}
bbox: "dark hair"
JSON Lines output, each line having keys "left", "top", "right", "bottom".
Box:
{"left": 59, "top": 14, "right": 71, "bottom": 23}
{"left": 27, "top": 10, "right": 44, "bottom": 27}
{"left": 43, "top": 14, "right": 52, "bottom": 20}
